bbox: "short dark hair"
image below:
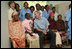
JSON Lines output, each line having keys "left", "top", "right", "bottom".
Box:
{"left": 57, "top": 14, "right": 62, "bottom": 18}
{"left": 8, "top": 1, "right": 15, "bottom": 7}
{"left": 15, "top": 3, "right": 19, "bottom": 7}
{"left": 36, "top": 3, "right": 40, "bottom": 7}
{"left": 30, "top": 6, "right": 35, "bottom": 10}
{"left": 45, "top": 5, "right": 49, "bottom": 9}
{"left": 25, "top": 13, "right": 30, "bottom": 18}
{"left": 24, "top": 2, "right": 28, "bottom": 5}
{"left": 15, "top": 3, "right": 19, "bottom": 9}
{"left": 52, "top": 7, "right": 56, "bottom": 10}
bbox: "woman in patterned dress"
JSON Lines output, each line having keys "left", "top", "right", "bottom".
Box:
{"left": 56, "top": 14, "right": 68, "bottom": 44}
{"left": 9, "top": 12, "right": 25, "bottom": 48}
{"left": 48, "top": 12, "right": 62, "bottom": 48}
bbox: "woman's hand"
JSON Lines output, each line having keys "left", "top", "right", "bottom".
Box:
{"left": 52, "top": 29, "right": 57, "bottom": 32}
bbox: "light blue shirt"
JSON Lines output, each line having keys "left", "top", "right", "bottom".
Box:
{"left": 49, "top": 9, "right": 52, "bottom": 14}
{"left": 65, "top": 9, "right": 71, "bottom": 40}
{"left": 30, "top": 11, "right": 33, "bottom": 18}
{"left": 42, "top": 9, "right": 52, "bottom": 19}
{"left": 19, "top": 8, "right": 30, "bottom": 21}
{"left": 34, "top": 17, "right": 50, "bottom": 32}
{"left": 42, "top": 11, "right": 45, "bottom": 17}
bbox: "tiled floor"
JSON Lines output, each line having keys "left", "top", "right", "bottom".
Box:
{"left": 43, "top": 43, "right": 71, "bottom": 48}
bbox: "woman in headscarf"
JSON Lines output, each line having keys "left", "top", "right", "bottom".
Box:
{"left": 48, "top": 12, "right": 62, "bottom": 48}
{"left": 56, "top": 14, "right": 68, "bottom": 44}
{"left": 22, "top": 13, "right": 40, "bottom": 48}
{"left": 9, "top": 12, "right": 25, "bottom": 48}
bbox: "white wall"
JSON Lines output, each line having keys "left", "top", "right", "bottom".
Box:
{"left": 1, "top": 1, "right": 11, "bottom": 48}
{"left": 55, "top": 2, "right": 71, "bottom": 21}
{"left": 47, "top": 1, "right": 71, "bottom": 21}
{"left": 47, "top": 1, "right": 71, "bottom": 6}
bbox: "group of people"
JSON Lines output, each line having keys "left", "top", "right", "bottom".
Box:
{"left": 8, "top": 1, "right": 71, "bottom": 48}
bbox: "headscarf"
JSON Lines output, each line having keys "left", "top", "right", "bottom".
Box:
{"left": 49, "top": 12, "right": 54, "bottom": 16}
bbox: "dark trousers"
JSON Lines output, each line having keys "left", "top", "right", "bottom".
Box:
{"left": 34, "top": 29, "right": 56, "bottom": 48}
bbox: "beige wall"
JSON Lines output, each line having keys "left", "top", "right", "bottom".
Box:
{"left": 55, "top": 1, "right": 71, "bottom": 21}
{"left": 1, "top": 1, "right": 11, "bottom": 48}
{"left": 47, "top": 1, "right": 71, "bottom": 21}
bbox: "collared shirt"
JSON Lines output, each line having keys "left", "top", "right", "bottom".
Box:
{"left": 65, "top": 9, "right": 71, "bottom": 40}
{"left": 42, "top": 11, "right": 45, "bottom": 17}
{"left": 65, "top": 9, "right": 71, "bottom": 22}
{"left": 30, "top": 11, "right": 33, "bottom": 18}
{"left": 19, "top": 8, "right": 30, "bottom": 21}
{"left": 42, "top": 9, "right": 52, "bottom": 19}
{"left": 34, "top": 17, "right": 50, "bottom": 32}
{"left": 65, "top": 9, "right": 71, "bottom": 31}
{"left": 49, "top": 9, "right": 52, "bottom": 14}
{"left": 8, "top": 8, "right": 16, "bottom": 20}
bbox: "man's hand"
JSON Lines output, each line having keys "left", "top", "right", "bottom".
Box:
{"left": 42, "top": 30, "right": 47, "bottom": 35}
{"left": 36, "top": 28, "right": 47, "bottom": 35}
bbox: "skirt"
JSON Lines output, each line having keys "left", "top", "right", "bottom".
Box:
{"left": 55, "top": 31, "right": 62, "bottom": 45}
{"left": 26, "top": 33, "right": 40, "bottom": 48}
